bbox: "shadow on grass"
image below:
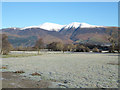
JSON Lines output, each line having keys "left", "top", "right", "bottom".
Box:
{"left": 107, "top": 63, "right": 120, "bottom": 65}
{"left": 107, "top": 55, "right": 119, "bottom": 56}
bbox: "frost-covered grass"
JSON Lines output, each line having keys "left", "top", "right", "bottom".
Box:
{"left": 2, "top": 53, "right": 42, "bottom": 58}
{"left": 2, "top": 52, "right": 119, "bottom": 88}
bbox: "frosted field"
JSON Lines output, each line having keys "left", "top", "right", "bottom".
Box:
{"left": 2, "top": 52, "right": 119, "bottom": 88}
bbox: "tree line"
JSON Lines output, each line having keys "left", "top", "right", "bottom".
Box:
{"left": 1, "top": 32, "right": 120, "bottom": 55}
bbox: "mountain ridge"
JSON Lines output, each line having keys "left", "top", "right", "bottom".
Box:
{"left": 4, "top": 22, "right": 105, "bottom": 32}
{"left": 1, "top": 22, "right": 118, "bottom": 47}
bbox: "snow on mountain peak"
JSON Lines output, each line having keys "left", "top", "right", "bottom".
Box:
{"left": 64, "top": 22, "right": 81, "bottom": 29}
{"left": 21, "top": 26, "right": 40, "bottom": 30}
{"left": 80, "top": 23, "right": 96, "bottom": 28}
{"left": 39, "top": 22, "right": 65, "bottom": 31}
{"left": 8, "top": 27, "right": 18, "bottom": 30}
{"left": 21, "top": 22, "right": 65, "bottom": 31}
{"left": 20, "top": 22, "right": 103, "bottom": 31}
{"left": 64, "top": 22, "right": 100, "bottom": 29}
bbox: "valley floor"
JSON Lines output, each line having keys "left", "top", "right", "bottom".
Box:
{"left": 1, "top": 52, "right": 119, "bottom": 88}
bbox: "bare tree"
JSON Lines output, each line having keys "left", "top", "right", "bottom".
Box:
{"left": 75, "top": 44, "right": 90, "bottom": 52}
{"left": 34, "top": 38, "right": 44, "bottom": 54}
{"left": 56, "top": 42, "right": 64, "bottom": 51}
{"left": 106, "top": 27, "right": 118, "bottom": 53}
{"left": 63, "top": 44, "right": 76, "bottom": 52}
{"left": 1, "top": 34, "right": 13, "bottom": 55}
{"left": 75, "top": 45, "right": 86, "bottom": 52}
{"left": 47, "top": 42, "right": 64, "bottom": 51}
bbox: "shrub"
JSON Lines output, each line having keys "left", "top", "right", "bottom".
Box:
{"left": 1, "top": 66, "right": 7, "bottom": 69}
{"left": 75, "top": 45, "right": 90, "bottom": 52}
{"left": 85, "top": 47, "right": 90, "bottom": 52}
{"left": 92, "top": 47, "right": 99, "bottom": 52}
{"left": 63, "top": 44, "right": 76, "bottom": 51}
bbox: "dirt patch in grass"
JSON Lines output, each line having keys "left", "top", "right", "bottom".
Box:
{"left": 0, "top": 65, "right": 8, "bottom": 69}
{"left": 30, "top": 72, "right": 41, "bottom": 76}
{"left": 2, "top": 72, "right": 51, "bottom": 88}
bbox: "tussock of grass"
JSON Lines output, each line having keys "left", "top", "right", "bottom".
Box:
{"left": 31, "top": 72, "right": 41, "bottom": 76}
{"left": 13, "top": 70, "right": 25, "bottom": 73}
{"left": 2, "top": 54, "right": 42, "bottom": 58}
{"left": 1, "top": 66, "right": 7, "bottom": 69}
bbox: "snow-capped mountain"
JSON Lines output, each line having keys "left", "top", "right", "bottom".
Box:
{"left": 2, "top": 23, "right": 117, "bottom": 47}
{"left": 21, "top": 22, "right": 65, "bottom": 31}
{"left": 20, "top": 22, "right": 103, "bottom": 31}
{"left": 63, "top": 22, "right": 103, "bottom": 29}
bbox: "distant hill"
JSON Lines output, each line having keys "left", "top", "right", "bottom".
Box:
{"left": 2, "top": 27, "right": 72, "bottom": 47}
{"left": 1, "top": 22, "right": 118, "bottom": 47}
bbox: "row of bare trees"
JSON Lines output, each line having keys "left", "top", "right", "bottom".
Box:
{"left": 34, "top": 39, "right": 102, "bottom": 53}
{"left": 29, "top": 37, "right": 120, "bottom": 54}
{"left": 47, "top": 42, "right": 91, "bottom": 52}
{"left": 12, "top": 38, "right": 101, "bottom": 54}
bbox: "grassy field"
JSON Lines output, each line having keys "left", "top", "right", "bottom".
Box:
{"left": 2, "top": 52, "right": 119, "bottom": 88}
